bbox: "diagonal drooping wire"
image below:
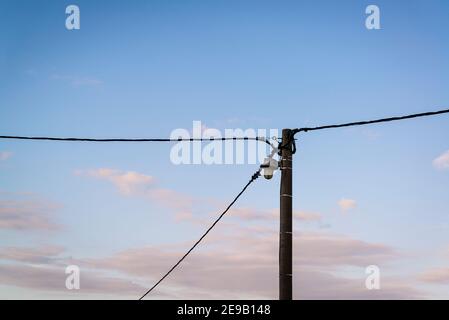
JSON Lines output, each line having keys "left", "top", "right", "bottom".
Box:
{"left": 138, "top": 168, "right": 263, "bottom": 300}
{"left": 0, "top": 128, "right": 280, "bottom": 300}
{"left": 138, "top": 146, "right": 278, "bottom": 300}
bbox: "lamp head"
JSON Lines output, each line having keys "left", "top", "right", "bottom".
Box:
{"left": 261, "top": 158, "right": 278, "bottom": 180}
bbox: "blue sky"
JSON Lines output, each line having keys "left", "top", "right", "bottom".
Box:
{"left": 0, "top": 0, "right": 449, "bottom": 299}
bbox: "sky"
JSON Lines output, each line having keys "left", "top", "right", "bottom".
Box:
{"left": 0, "top": 0, "right": 449, "bottom": 299}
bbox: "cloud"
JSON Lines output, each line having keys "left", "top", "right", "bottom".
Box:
{"left": 0, "top": 203, "right": 419, "bottom": 300}
{"left": 433, "top": 150, "right": 449, "bottom": 170}
{"left": 338, "top": 198, "right": 357, "bottom": 211}
{"left": 0, "top": 245, "right": 145, "bottom": 298}
{"left": 51, "top": 74, "right": 103, "bottom": 87}
{"left": 0, "top": 230, "right": 420, "bottom": 299}
{"left": 293, "top": 211, "right": 322, "bottom": 221}
{"left": 0, "top": 264, "right": 144, "bottom": 297}
{"left": 228, "top": 207, "right": 274, "bottom": 220}
{"left": 293, "top": 233, "right": 397, "bottom": 266}
{"left": 67, "top": 169, "right": 422, "bottom": 299}
{"left": 172, "top": 207, "right": 322, "bottom": 229}
{"left": 0, "top": 246, "right": 64, "bottom": 264}
{"left": 0, "top": 198, "right": 61, "bottom": 231}
{"left": 148, "top": 188, "right": 194, "bottom": 212}
{"left": 293, "top": 270, "right": 422, "bottom": 300}
{"left": 419, "top": 268, "right": 449, "bottom": 284}
{"left": 76, "top": 225, "right": 412, "bottom": 299}
{"left": 78, "top": 168, "right": 320, "bottom": 227}
{"left": 0, "top": 151, "right": 12, "bottom": 161}
{"left": 78, "top": 168, "right": 195, "bottom": 218}
{"left": 78, "top": 168, "right": 155, "bottom": 195}
{"left": 227, "top": 207, "right": 321, "bottom": 222}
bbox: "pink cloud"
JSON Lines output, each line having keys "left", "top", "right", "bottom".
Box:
{"left": 0, "top": 217, "right": 419, "bottom": 299}
{"left": 62, "top": 169, "right": 423, "bottom": 299}
{"left": 0, "top": 245, "right": 146, "bottom": 298}
{"left": 419, "top": 268, "right": 449, "bottom": 284}
{"left": 78, "top": 168, "right": 195, "bottom": 219}
{"left": 77, "top": 168, "right": 321, "bottom": 228}
{"left": 338, "top": 198, "right": 357, "bottom": 211}
{"left": 0, "top": 151, "right": 13, "bottom": 161}
{"left": 76, "top": 224, "right": 410, "bottom": 299}
{"left": 0, "top": 198, "right": 61, "bottom": 231}
{"left": 0, "top": 264, "right": 144, "bottom": 297}
{"left": 433, "top": 150, "right": 449, "bottom": 170}
{"left": 78, "top": 168, "right": 155, "bottom": 195}
{"left": 293, "top": 211, "right": 322, "bottom": 221}
{"left": 0, "top": 246, "right": 64, "bottom": 264}
{"left": 216, "top": 207, "right": 321, "bottom": 222}
{"left": 148, "top": 188, "right": 194, "bottom": 213}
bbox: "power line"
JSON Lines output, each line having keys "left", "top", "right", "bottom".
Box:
{"left": 3, "top": 107, "right": 449, "bottom": 299}
{"left": 2, "top": 108, "right": 448, "bottom": 149}
{"left": 294, "top": 108, "right": 449, "bottom": 134}
{"left": 0, "top": 135, "right": 276, "bottom": 149}
{"left": 139, "top": 169, "right": 262, "bottom": 300}
{"left": 0, "top": 128, "right": 279, "bottom": 300}
{"left": 138, "top": 147, "right": 278, "bottom": 299}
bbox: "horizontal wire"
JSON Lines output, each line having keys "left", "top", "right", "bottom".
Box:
{"left": 3, "top": 109, "right": 449, "bottom": 147}
{"left": 0, "top": 135, "right": 277, "bottom": 150}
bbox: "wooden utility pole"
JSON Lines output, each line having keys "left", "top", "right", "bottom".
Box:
{"left": 279, "top": 128, "right": 293, "bottom": 300}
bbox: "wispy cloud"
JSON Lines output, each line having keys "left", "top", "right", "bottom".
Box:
{"left": 77, "top": 227, "right": 417, "bottom": 299}
{"left": 433, "top": 150, "right": 449, "bottom": 170}
{"left": 78, "top": 168, "right": 325, "bottom": 228}
{"left": 0, "top": 264, "right": 144, "bottom": 297}
{"left": 148, "top": 188, "right": 194, "bottom": 214}
{"left": 77, "top": 168, "right": 194, "bottom": 217}
{"left": 419, "top": 268, "right": 449, "bottom": 284}
{"left": 0, "top": 151, "right": 13, "bottom": 161}
{"left": 0, "top": 231, "right": 420, "bottom": 299}
{"left": 51, "top": 74, "right": 103, "bottom": 87}
{"left": 224, "top": 207, "right": 321, "bottom": 222}
{"left": 338, "top": 198, "right": 357, "bottom": 212}
{"left": 79, "top": 168, "right": 321, "bottom": 227}
{"left": 67, "top": 169, "right": 424, "bottom": 299}
{"left": 0, "top": 244, "right": 145, "bottom": 298}
{"left": 0, "top": 246, "right": 64, "bottom": 264}
{"left": 0, "top": 198, "right": 61, "bottom": 231}
{"left": 0, "top": 194, "right": 420, "bottom": 299}
{"left": 77, "top": 168, "right": 155, "bottom": 195}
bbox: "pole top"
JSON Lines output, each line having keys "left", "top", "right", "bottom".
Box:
{"left": 279, "top": 129, "right": 296, "bottom": 155}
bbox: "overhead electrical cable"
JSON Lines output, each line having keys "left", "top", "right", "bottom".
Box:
{"left": 294, "top": 108, "right": 449, "bottom": 134}
{"left": 139, "top": 169, "right": 262, "bottom": 300}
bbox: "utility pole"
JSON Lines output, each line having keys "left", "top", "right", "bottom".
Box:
{"left": 279, "top": 128, "right": 293, "bottom": 300}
